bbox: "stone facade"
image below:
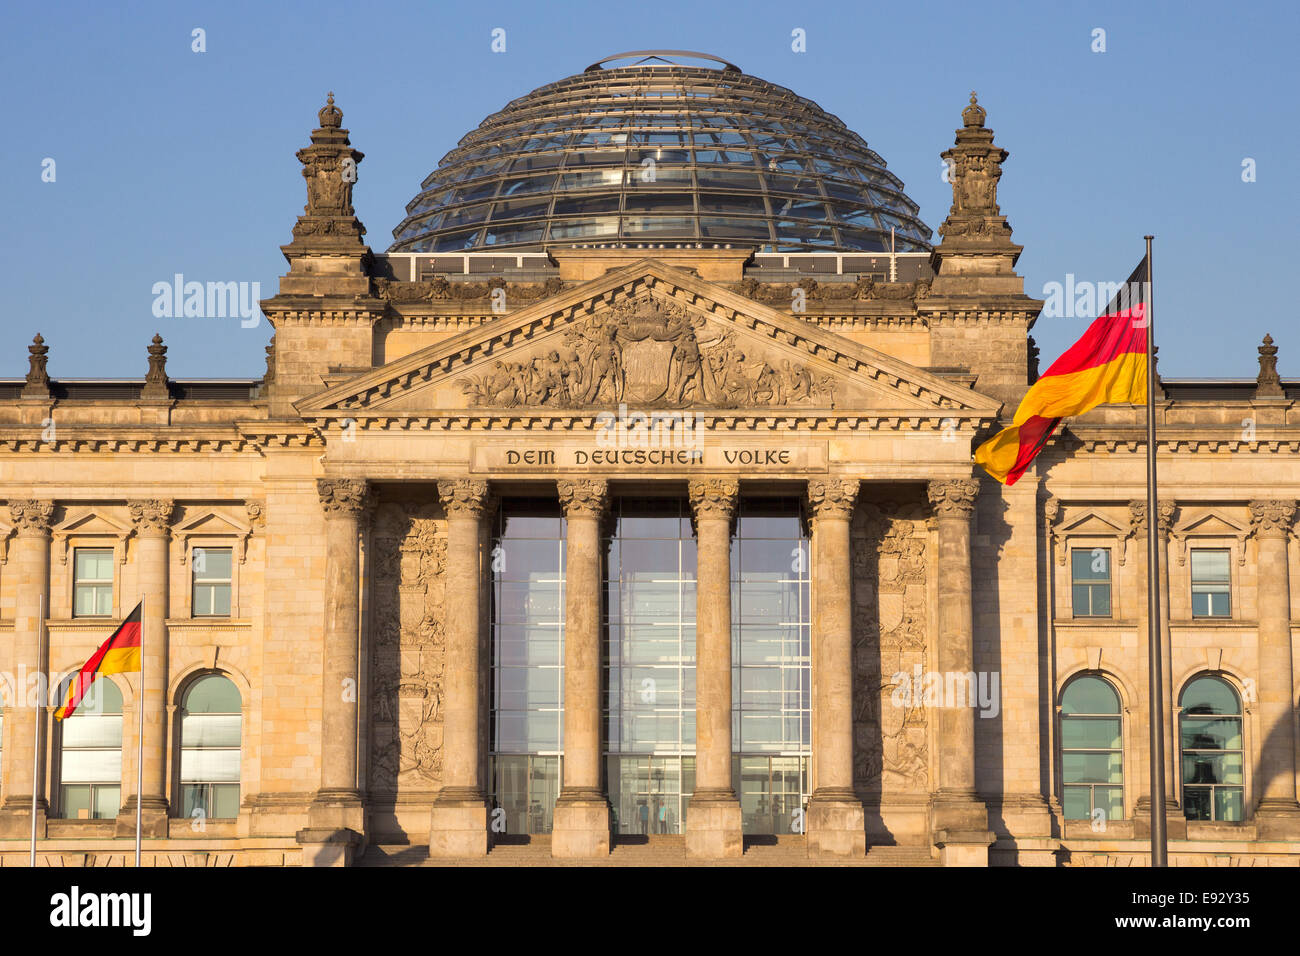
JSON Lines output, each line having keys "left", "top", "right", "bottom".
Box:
{"left": 0, "top": 92, "right": 1296, "bottom": 867}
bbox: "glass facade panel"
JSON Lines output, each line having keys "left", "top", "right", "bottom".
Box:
{"left": 1059, "top": 676, "right": 1123, "bottom": 820}
{"left": 489, "top": 500, "right": 566, "bottom": 835}
{"left": 1180, "top": 676, "right": 1243, "bottom": 821}
{"left": 1190, "top": 549, "right": 1231, "bottom": 617}
{"left": 605, "top": 499, "right": 696, "bottom": 834}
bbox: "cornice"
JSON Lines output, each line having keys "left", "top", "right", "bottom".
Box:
{"left": 304, "top": 410, "right": 995, "bottom": 432}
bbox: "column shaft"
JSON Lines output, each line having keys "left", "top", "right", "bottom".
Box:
{"left": 552, "top": 479, "right": 611, "bottom": 858}
{"left": 429, "top": 478, "right": 492, "bottom": 857}
{"left": 1251, "top": 500, "right": 1299, "bottom": 833}
{"left": 806, "top": 479, "right": 864, "bottom": 857}
{"left": 0, "top": 501, "right": 54, "bottom": 835}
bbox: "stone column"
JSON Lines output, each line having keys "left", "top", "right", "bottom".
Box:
{"left": 552, "top": 479, "right": 611, "bottom": 858}
{"left": 806, "top": 478, "right": 866, "bottom": 857}
{"left": 686, "top": 478, "right": 744, "bottom": 858}
{"left": 428, "top": 478, "right": 493, "bottom": 857}
{"left": 1155, "top": 500, "right": 1179, "bottom": 809}
{"left": 1250, "top": 500, "right": 1300, "bottom": 837}
{"left": 927, "top": 478, "right": 991, "bottom": 865}
{"left": 303, "top": 480, "right": 371, "bottom": 857}
{"left": 0, "top": 500, "right": 54, "bottom": 839}
{"left": 120, "top": 498, "right": 174, "bottom": 837}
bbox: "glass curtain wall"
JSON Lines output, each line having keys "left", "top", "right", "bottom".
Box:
{"left": 605, "top": 499, "right": 697, "bottom": 835}
{"left": 489, "top": 500, "right": 565, "bottom": 834}
{"left": 731, "top": 498, "right": 812, "bottom": 833}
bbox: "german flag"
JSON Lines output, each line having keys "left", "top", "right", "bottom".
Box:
{"left": 54, "top": 601, "right": 142, "bottom": 720}
{"left": 975, "top": 256, "right": 1150, "bottom": 485}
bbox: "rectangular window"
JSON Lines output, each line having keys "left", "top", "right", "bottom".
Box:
{"left": 1191, "top": 549, "right": 1231, "bottom": 618}
{"left": 191, "top": 547, "right": 233, "bottom": 617}
{"left": 1070, "top": 548, "right": 1112, "bottom": 617}
{"left": 73, "top": 548, "right": 114, "bottom": 617}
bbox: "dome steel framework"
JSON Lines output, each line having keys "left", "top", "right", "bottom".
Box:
{"left": 390, "top": 52, "right": 933, "bottom": 254}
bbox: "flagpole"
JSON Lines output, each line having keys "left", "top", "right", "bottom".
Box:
{"left": 30, "top": 594, "right": 44, "bottom": 867}
{"left": 1144, "top": 235, "right": 1168, "bottom": 867}
{"left": 136, "top": 593, "right": 145, "bottom": 868}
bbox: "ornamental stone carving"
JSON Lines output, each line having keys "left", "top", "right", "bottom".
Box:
{"left": 368, "top": 501, "right": 447, "bottom": 793}
{"left": 926, "top": 478, "right": 979, "bottom": 519}
{"left": 557, "top": 479, "right": 609, "bottom": 519}
{"left": 9, "top": 499, "right": 55, "bottom": 535}
{"left": 1249, "top": 500, "right": 1296, "bottom": 537}
{"left": 21, "top": 334, "right": 51, "bottom": 399}
{"left": 436, "top": 479, "right": 492, "bottom": 519}
{"left": 128, "top": 498, "right": 176, "bottom": 536}
{"left": 688, "top": 478, "right": 739, "bottom": 521}
{"left": 1156, "top": 500, "right": 1177, "bottom": 536}
{"left": 1127, "top": 500, "right": 1147, "bottom": 536}
{"left": 730, "top": 276, "right": 930, "bottom": 304}
{"left": 459, "top": 295, "right": 835, "bottom": 410}
{"left": 317, "top": 478, "right": 373, "bottom": 518}
{"left": 1256, "top": 334, "right": 1284, "bottom": 398}
{"left": 807, "top": 478, "right": 860, "bottom": 521}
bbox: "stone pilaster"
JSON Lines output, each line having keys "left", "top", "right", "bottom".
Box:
{"left": 927, "top": 478, "right": 993, "bottom": 865}
{"left": 1249, "top": 500, "right": 1300, "bottom": 837}
{"left": 552, "top": 478, "right": 611, "bottom": 858}
{"left": 0, "top": 500, "right": 54, "bottom": 838}
{"left": 686, "top": 478, "right": 743, "bottom": 859}
{"left": 428, "top": 478, "right": 493, "bottom": 857}
{"left": 806, "top": 478, "right": 866, "bottom": 857}
{"left": 301, "top": 479, "right": 371, "bottom": 865}
{"left": 118, "top": 498, "right": 174, "bottom": 838}
{"left": 1155, "top": 500, "right": 1179, "bottom": 811}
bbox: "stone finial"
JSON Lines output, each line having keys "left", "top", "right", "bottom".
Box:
{"left": 21, "top": 333, "right": 51, "bottom": 399}
{"left": 141, "top": 333, "right": 171, "bottom": 400}
{"left": 1151, "top": 345, "right": 1166, "bottom": 400}
{"left": 318, "top": 91, "right": 343, "bottom": 130}
{"left": 1256, "top": 333, "right": 1284, "bottom": 398}
{"left": 291, "top": 92, "right": 366, "bottom": 246}
{"left": 936, "top": 92, "right": 1012, "bottom": 245}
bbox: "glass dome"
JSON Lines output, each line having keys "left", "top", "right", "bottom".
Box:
{"left": 389, "top": 51, "right": 933, "bottom": 254}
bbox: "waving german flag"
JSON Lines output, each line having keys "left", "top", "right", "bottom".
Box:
{"left": 975, "top": 256, "right": 1149, "bottom": 485}
{"left": 54, "top": 601, "right": 142, "bottom": 720}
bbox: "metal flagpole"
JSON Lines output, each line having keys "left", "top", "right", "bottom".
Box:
{"left": 136, "top": 593, "right": 145, "bottom": 867}
{"left": 30, "top": 594, "right": 44, "bottom": 867}
{"left": 1144, "top": 235, "right": 1168, "bottom": 867}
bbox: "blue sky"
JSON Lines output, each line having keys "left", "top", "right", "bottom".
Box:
{"left": 1, "top": 0, "right": 1294, "bottom": 379}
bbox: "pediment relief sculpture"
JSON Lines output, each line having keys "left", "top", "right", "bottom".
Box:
{"left": 458, "top": 295, "right": 837, "bottom": 410}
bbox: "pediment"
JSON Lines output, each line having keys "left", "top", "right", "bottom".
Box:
{"left": 1172, "top": 511, "right": 1246, "bottom": 539}
{"left": 53, "top": 508, "right": 131, "bottom": 538}
{"left": 296, "top": 259, "right": 1001, "bottom": 422}
{"left": 1058, "top": 510, "right": 1127, "bottom": 537}
{"left": 174, "top": 509, "right": 250, "bottom": 536}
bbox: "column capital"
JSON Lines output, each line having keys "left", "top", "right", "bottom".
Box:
{"left": 927, "top": 478, "right": 979, "bottom": 519}
{"left": 1250, "top": 499, "right": 1297, "bottom": 537}
{"left": 1127, "top": 499, "right": 1147, "bottom": 536}
{"left": 437, "top": 478, "right": 493, "bottom": 519}
{"left": 127, "top": 498, "right": 176, "bottom": 536}
{"left": 807, "top": 478, "right": 859, "bottom": 521}
{"left": 688, "top": 478, "right": 739, "bottom": 522}
{"left": 8, "top": 499, "right": 55, "bottom": 536}
{"left": 317, "top": 479, "right": 373, "bottom": 518}
{"left": 557, "top": 479, "right": 609, "bottom": 519}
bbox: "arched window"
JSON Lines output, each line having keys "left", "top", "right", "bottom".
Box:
{"left": 179, "top": 674, "right": 242, "bottom": 819}
{"left": 1180, "top": 676, "right": 1243, "bottom": 821}
{"left": 58, "top": 677, "right": 123, "bottom": 819}
{"left": 1061, "top": 675, "right": 1123, "bottom": 822}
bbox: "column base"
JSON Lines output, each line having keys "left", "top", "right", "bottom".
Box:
{"left": 685, "top": 790, "right": 743, "bottom": 859}
{"left": 0, "top": 798, "right": 48, "bottom": 839}
{"left": 806, "top": 788, "right": 865, "bottom": 858}
{"left": 931, "top": 790, "right": 992, "bottom": 866}
{"left": 428, "top": 788, "right": 489, "bottom": 858}
{"left": 1134, "top": 798, "right": 1188, "bottom": 841}
{"left": 115, "top": 796, "right": 170, "bottom": 838}
{"left": 1254, "top": 801, "right": 1300, "bottom": 840}
{"left": 551, "top": 790, "right": 611, "bottom": 858}
{"left": 307, "top": 789, "right": 366, "bottom": 834}
{"left": 296, "top": 827, "right": 362, "bottom": 867}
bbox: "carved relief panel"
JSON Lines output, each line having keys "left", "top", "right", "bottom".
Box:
{"left": 852, "top": 495, "right": 932, "bottom": 796}
{"left": 368, "top": 499, "right": 447, "bottom": 795}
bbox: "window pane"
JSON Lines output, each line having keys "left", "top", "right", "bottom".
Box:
{"left": 1062, "top": 786, "right": 1091, "bottom": 820}
{"left": 1063, "top": 751, "right": 1120, "bottom": 784}
{"left": 181, "top": 748, "right": 241, "bottom": 783}
{"left": 93, "top": 786, "right": 120, "bottom": 819}
{"left": 1061, "top": 676, "right": 1119, "bottom": 715}
{"left": 1071, "top": 549, "right": 1110, "bottom": 582}
{"left": 1181, "top": 677, "right": 1239, "bottom": 715}
{"left": 61, "top": 785, "right": 91, "bottom": 819}
{"left": 212, "top": 783, "right": 240, "bottom": 818}
{"left": 75, "top": 549, "right": 114, "bottom": 580}
{"left": 193, "top": 548, "right": 232, "bottom": 580}
{"left": 1181, "top": 752, "right": 1243, "bottom": 786}
{"left": 185, "top": 676, "right": 241, "bottom": 714}
{"left": 61, "top": 748, "right": 122, "bottom": 784}
{"left": 1184, "top": 787, "right": 1211, "bottom": 820}
{"left": 1190, "top": 549, "right": 1230, "bottom": 582}
{"left": 1216, "top": 787, "right": 1243, "bottom": 822}
{"left": 1181, "top": 716, "right": 1242, "bottom": 751}
{"left": 1097, "top": 786, "right": 1124, "bottom": 821}
{"left": 1061, "top": 717, "right": 1121, "bottom": 750}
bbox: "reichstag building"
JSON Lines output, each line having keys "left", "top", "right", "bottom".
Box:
{"left": 0, "top": 51, "right": 1295, "bottom": 866}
